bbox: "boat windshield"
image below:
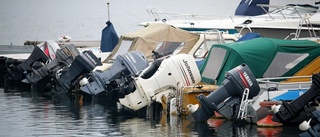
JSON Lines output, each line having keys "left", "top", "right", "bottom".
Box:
{"left": 201, "top": 47, "right": 227, "bottom": 81}
{"left": 194, "top": 40, "right": 223, "bottom": 58}
{"left": 154, "top": 41, "right": 184, "bottom": 56}
{"left": 112, "top": 40, "right": 133, "bottom": 59}
{"left": 269, "top": 5, "right": 318, "bottom": 15}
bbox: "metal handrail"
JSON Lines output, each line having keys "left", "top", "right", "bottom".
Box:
{"left": 257, "top": 75, "right": 312, "bottom": 90}
{"left": 146, "top": 6, "right": 237, "bottom": 23}
{"left": 257, "top": 75, "right": 312, "bottom": 81}
{"left": 237, "top": 88, "right": 250, "bottom": 120}
{"left": 295, "top": 17, "right": 319, "bottom": 39}
{"left": 146, "top": 5, "right": 316, "bottom": 25}
{"left": 175, "top": 82, "right": 185, "bottom": 115}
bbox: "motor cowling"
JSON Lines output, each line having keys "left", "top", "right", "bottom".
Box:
{"left": 189, "top": 64, "right": 260, "bottom": 122}
{"left": 119, "top": 54, "right": 201, "bottom": 111}
{"left": 80, "top": 51, "right": 149, "bottom": 95}
{"left": 5, "top": 40, "right": 60, "bottom": 81}
{"left": 25, "top": 44, "right": 80, "bottom": 84}
{"left": 55, "top": 50, "right": 102, "bottom": 92}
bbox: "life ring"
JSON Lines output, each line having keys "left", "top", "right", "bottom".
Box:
{"left": 58, "top": 35, "right": 71, "bottom": 42}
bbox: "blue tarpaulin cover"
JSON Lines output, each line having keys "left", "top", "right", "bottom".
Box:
{"left": 100, "top": 21, "right": 119, "bottom": 52}
{"left": 236, "top": 32, "right": 262, "bottom": 42}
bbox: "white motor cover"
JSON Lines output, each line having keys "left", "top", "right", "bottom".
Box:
{"left": 119, "top": 54, "right": 201, "bottom": 111}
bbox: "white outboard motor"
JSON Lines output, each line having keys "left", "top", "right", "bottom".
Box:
{"left": 119, "top": 54, "right": 201, "bottom": 111}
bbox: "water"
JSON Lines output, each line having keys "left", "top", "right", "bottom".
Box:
{"left": 0, "top": 0, "right": 319, "bottom": 136}
{"left": 0, "top": 84, "right": 302, "bottom": 137}
{"left": 0, "top": 0, "right": 318, "bottom": 45}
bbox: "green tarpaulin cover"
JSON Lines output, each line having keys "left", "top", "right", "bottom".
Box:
{"left": 200, "top": 38, "right": 320, "bottom": 85}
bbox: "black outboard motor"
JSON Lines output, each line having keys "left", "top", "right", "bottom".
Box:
{"left": 272, "top": 73, "right": 320, "bottom": 123}
{"left": 299, "top": 110, "right": 320, "bottom": 137}
{"left": 189, "top": 64, "right": 260, "bottom": 122}
{"left": 5, "top": 58, "right": 27, "bottom": 81}
{"left": 80, "top": 51, "right": 148, "bottom": 95}
{"left": 53, "top": 50, "right": 102, "bottom": 92}
{"left": 6, "top": 46, "right": 49, "bottom": 81}
{"left": 26, "top": 45, "right": 80, "bottom": 84}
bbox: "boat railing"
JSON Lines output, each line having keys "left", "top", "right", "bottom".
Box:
{"left": 192, "top": 30, "right": 231, "bottom": 58}
{"left": 146, "top": 4, "right": 318, "bottom": 24}
{"left": 257, "top": 75, "right": 312, "bottom": 90}
{"left": 256, "top": 4, "right": 319, "bottom": 20}
{"left": 175, "top": 82, "right": 184, "bottom": 115}
{"left": 146, "top": 6, "right": 236, "bottom": 23}
{"left": 297, "top": 17, "right": 319, "bottom": 39}
{"left": 203, "top": 29, "right": 226, "bottom": 43}
{"left": 238, "top": 25, "right": 253, "bottom": 38}
{"left": 237, "top": 88, "right": 251, "bottom": 120}
{"left": 284, "top": 16, "right": 319, "bottom": 41}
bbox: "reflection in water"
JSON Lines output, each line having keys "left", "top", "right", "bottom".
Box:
{"left": 257, "top": 127, "right": 283, "bottom": 137}
{"left": 0, "top": 85, "right": 302, "bottom": 137}
{"left": 207, "top": 118, "right": 256, "bottom": 137}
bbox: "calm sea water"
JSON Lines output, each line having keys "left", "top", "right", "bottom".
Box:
{"left": 0, "top": 0, "right": 319, "bottom": 137}
{"left": 0, "top": 82, "right": 303, "bottom": 137}
{"left": 0, "top": 0, "right": 319, "bottom": 45}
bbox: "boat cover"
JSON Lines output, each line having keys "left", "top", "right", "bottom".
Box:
{"left": 235, "top": 0, "right": 269, "bottom": 16}
{"left": 103, "top": 23, "right": 200, "bottom": 62}
{"left": 100, "top": 21, "right": 119, "bottom": 52}
{"left": 236, "top": 32, "right": 262, "bottom": 42}
{"left": 200, "top": 38, "right": 320, "bottom": 85}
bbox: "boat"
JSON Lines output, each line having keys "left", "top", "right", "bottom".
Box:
{"left": 77, "top": 31, "right": 261, "bottom": 115}
{"left": 0, "top": 40, "right": 102, "bottom": 93}
{"left": 139, "top": 1, "right": 319, "bottom": 35}
{"left": 76, "top": 24, "right": 240, "bottom": 113}
{"left": 269, "top": 72, "right": 320, "bottom": 125}
{"left": 235, "top": 5, "right": 320, "bottom": 39}
{"left": 0, "top": 23, "right": 237, "bottom": 93}
{"left": 139, "top": 0, "right": 270, "bottom": 33}
{"left": 105, "top": 23, "right": 238, "bottom": 62}
{"left": 81, "top": 26, "right": 262, "bottom": 115}
{"left": 97, "top": 23, "right": 238, "bottom": 71}
{"left": 80, "top": 52, "right": 202, "bottom": 112}
{"left": 58, "top": 35, "right": 71, "bottom": 42}
{"left": 168, "top": 37, "right": 320, "bottom": 123}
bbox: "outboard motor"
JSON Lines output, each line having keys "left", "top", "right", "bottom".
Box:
{"left": 118, "top": 54, "right": 201, "bottom": 111}
{"left": 272, "top": 73, "right": 320, "bottom": 123}
{"left": 53, "top": 50, "right": 102, "bottom": 92}
{"left": 188, "top": 64, "right": 260, "bottom": 122}
{"left": 5, "top": 40, "right": 59, "bottom": 81}
{"left": 26, "top": 44, "right": 80, "bottom": 84}
{"left": 6, "top": 46, "right": 50, "bottom": 81}
{"left": 80, "top": 51, "right": 149, "bottom": 95}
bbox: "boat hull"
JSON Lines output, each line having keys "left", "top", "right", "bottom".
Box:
{"left": 236, "top": 27, "right": 320, "bottom": 39}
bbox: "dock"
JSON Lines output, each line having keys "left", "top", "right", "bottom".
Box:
{"left": 24, "top": 40, "right": 101, "bottom": 48}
